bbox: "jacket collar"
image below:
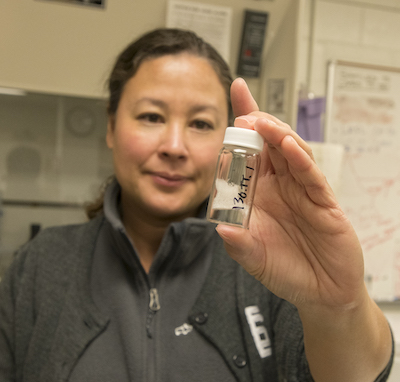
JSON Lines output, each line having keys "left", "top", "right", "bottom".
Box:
{"left": 102, "top": 178, "right": 215, "bottom": 275}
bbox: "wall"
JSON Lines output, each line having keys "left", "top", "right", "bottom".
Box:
{"left": 300, "top": 1, "right": 400, "bottom": 380}
{"left": 0, "top": 0, "right": 294, "bottom": 100}
{"left": 260, "top": 0, "right": 304, "bottom": 127}
{"left": 302, "top": 0, "right": 400, "bottom": 96}
{"left": 0, "top": 92, "right": 111, "bottom": 276}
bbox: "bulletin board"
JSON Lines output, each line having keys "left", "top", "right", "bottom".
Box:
{"left": 325, "top": 60, "right": 400, "bottom": 302}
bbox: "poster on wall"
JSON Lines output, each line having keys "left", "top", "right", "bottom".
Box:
{"left": 37, "top": 0, "right": 105, "bottom": 8}
{"left": 166, "top": 0, "right": 232, "bottom": 62}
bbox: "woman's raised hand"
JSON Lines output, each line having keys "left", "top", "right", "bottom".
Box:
{"left": 217, "top": 78, "right": 366, "bottom": 311}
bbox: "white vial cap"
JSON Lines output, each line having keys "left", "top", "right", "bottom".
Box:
{"left": 223, "top": 127, "right": 264, "bottom": 152}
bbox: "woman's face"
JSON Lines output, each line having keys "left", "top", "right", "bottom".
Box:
{"left": 107, "top": 53, "right": 229, "bottom": 222}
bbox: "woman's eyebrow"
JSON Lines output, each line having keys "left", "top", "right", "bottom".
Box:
{"left": 134, "top": 98, "right": 220, "bottom": 115}
{"left": 133, "top": 97, "right": 167, "bottom": 109}
{"left": 190, "top": 104, "right": 220, "bottom": 114}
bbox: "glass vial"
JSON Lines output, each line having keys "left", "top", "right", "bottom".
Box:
{"left": 207, "top": 127, "right": 263, "bottom": 228}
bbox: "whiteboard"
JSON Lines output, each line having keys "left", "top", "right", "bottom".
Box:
{"left": 325, "top": 60, "right": 400, "bottom": 302}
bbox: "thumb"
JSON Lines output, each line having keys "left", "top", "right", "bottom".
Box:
{"left": 216, "top": 224, "right": 264, "bottom": 279}
{"left": 230, "top": 78, "right": 259, "bottom": 117}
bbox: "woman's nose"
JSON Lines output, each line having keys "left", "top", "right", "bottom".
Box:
{"left": 158, "top": 123, "right": 188, "bottom": 160}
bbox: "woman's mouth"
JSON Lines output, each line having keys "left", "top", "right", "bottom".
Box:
{"left": 150, "top": 172, "right": 189, "bottom": 188}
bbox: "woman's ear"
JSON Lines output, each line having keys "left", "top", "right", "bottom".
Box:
{"left": 106, "top": 116, "right": 115, "bottom": 149}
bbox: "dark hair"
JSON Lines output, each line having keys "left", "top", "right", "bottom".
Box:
{"left": 107, "top": 28, "right": 233, "bottom": 123}
{"left": 86, "top": 28, "right": 233, "bottom": 219}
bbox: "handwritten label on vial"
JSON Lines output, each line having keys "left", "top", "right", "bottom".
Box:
{"left": 233, "top": 166, "right": 254, "bottom": 210}
{"left": 213, "top": 166, "right": 254, "bottom": 211}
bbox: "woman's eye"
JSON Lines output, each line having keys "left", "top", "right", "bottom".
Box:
{"left": 192, "top": 120, "right": 214, "bottom": 131}
{"left": 138, "top": 113, "right": 163, "bottom": 124}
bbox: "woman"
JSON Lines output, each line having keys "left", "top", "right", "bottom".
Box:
{"left": 0, "top": 28, "right": 394, "bottom": 382}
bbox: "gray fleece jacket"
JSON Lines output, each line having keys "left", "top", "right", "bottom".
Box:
{"left": 0, "top": 202, "right": 394, "bottom": 381}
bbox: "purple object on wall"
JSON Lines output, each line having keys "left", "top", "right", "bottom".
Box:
{"left": 296, "top": 97, "right": 326, "bottom": 142}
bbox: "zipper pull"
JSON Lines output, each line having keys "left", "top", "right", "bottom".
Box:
{"left": 149, "top": 288, "right": 160, "bottom": 312}
{"left": 146, "top": 288, "right": 160, "bottom": 339}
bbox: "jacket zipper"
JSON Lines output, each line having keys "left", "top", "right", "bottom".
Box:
{"left": 146, "top": 288, "right": 160, "bottom": 338}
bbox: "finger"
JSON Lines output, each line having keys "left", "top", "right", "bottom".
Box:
{"left": 231, "top": 79, "right": 313, "bottom": 163}
{"left": 231, "top": 78, "right": 259, "bottom": 117}
{"left": 280, "top": 135, "right": 337, "bottom": 207}
{"left": 254, "top": 118, "right": 315, "bottom": 163}
{"left": 232, "top": 117, "right": 293, "bottom": 177}
{"left": 215, "top": 224, "right": 265, "bottom": 280}
{"left": 234, "top": 112, "right": 315, "bottom": 167}
{"left": 255, "top": 118, "right": 293, "bottom": 177}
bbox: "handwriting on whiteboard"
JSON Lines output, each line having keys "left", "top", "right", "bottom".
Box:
{"left": 337, "top": 69, "right": 391, "bottom": 92}
{"left": 327, "top": 63, "right": 400, "bottom": 301}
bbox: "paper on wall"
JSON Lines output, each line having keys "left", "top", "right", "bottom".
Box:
{"left": 166, "top": 0, "right": 232, "bottom": 62}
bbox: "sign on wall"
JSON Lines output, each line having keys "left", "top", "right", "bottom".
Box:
{"left": 166, "top": 0, "right": 232, "bottom": 63}
{"left": 37, "top": 0, "right": 105, "bottom": 9}
{"left": 236, "top": 10, "right": 269, "bottom": 78}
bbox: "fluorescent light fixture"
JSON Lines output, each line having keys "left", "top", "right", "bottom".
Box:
{"left": 0, "top": 87, "right": 27, "bottom": 96}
